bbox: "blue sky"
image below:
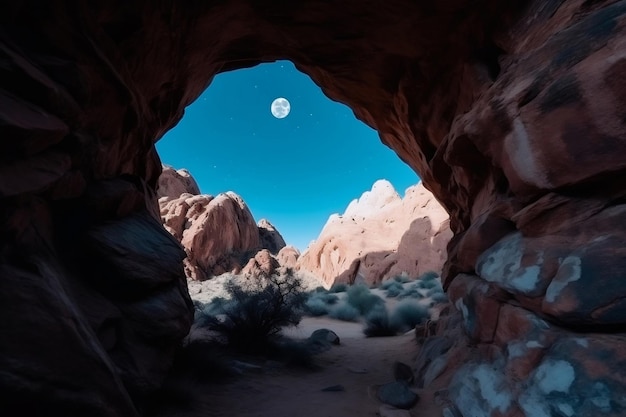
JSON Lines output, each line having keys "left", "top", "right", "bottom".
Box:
{"left": 156, "top": 61, "right": 419, "bottom": 250}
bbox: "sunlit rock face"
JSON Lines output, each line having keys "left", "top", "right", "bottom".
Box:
{"left": 157, "top": 166, "right": 200, "bottom": 200}
{"left": 2, "top": 1, "right": 626, "bottom": 415}
{"left": 157, "top": 167, "right": 288, "bottom": 280}
{"left": 160, "top": 191, "right": 262, "bottom": 280}
{"left": 297, "top": 180, "right": 451, "bottom": 286}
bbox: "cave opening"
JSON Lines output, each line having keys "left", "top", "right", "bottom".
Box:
{"left": 4, "top": 2, "right": 626, "bottom": 416}
{"left": 156, "top": 60, "right": 420, "bottom": 252}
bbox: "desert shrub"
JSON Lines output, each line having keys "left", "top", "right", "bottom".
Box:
{"left": 398, "top": 283, "right": 424, "bottom": 300}
{"left": 328, "top": 302, "right": 360, "bottom": 322}
{"left": 194, "top": 297, "right": 228, "bottom": 328}
{"left": 313, "top": 286, "right": 328, "bottom": 293}
{"left": 381, "top": 279, "right": 401, "bottom": 290}
{"left": 381, "top": 280, "right": 405, "bottom": 298}
{"left": 420, "top": 271, "right": 440, "bottom": 281}
{"left": 346, "top": 284, "right": 385, "bottom": 315}
{"left": 193, "top": 303, "right": 206, "bottom": 323}
{"left": 201, "top": 271, "right": 307, "bottom": 351}
{"left": 390, "top": 301, "right": 430, "bottom": 333}
{"left": 363, "top": 304, "right": 398, "bottom": 337}
{"left": 393, "top": 274, "right": 412, "bottom": 284}
{"left": 430, "top": 292, "right": 449, "bottom": 304}
{"left": 418, "top": 279, "right": 440, "bottom": 290}
{"left": 426, "top": 286, "right": 444, "bottom": 297}
{"left": 318, "top": 292, "right": 339, "bottom": 305}
{"left": 329, "top": 282, "right": 348, "bottom": 293}
{"left": 385, "top": 284, "right": 403, "bottom": 298}
{"left": 192, "top": 299, "right": 205, "bottom": 311}
{"left": 206, "top": 296, "right": 228, "bottom": 314}
{"left": 304, "top": 291, "right": 340, "bottom": 316}
{"left": 304, "top": 297, "right": 331, "bottom": 316}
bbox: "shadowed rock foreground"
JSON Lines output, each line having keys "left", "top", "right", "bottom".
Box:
{"left": 1, "top": 1, "right": 626, "bottom": 416}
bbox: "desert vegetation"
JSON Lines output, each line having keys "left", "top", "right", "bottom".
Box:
{"left": 197, "top": 269, "right": 307, "bottom": 353}
{"left": 362, "top": 297, "right": 431, "bottom": 337}
{"left": 296, "top": 271, "right": 447, "bottom": 338}
{"left": 363, "top": 304, "right": 397, "bottom": 337}
{"left": 328, "top": 282, "right": 348, "bottom": 293}
{"left": 191, "top": 270, "right": 449, "bottom": 351}
{"left": 153, "top": 269, "right": 451, "bottom": 416}
{"left": 304, "top": 290, "right": 339, "bottom": 316}
{"left": 188, "top": 269, "right": 449, "bottom": 365}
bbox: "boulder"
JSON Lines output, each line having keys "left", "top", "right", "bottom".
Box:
{"left": 374, "top": 381, "right": 420, "bottom": 409}
{"left": 157, "top": 166, "right": 200, "bottom": 200}
{"left": 241, "top": 249, "right": 281, "bottom": 278}
{"left": 306, "top": 328, "right": 340, "bottom": 354}
{"left": 309, "top": 328, "right": 340, "bottom": 345}
{"left": 277, "top": 246, "right": 300, "bottom": 270}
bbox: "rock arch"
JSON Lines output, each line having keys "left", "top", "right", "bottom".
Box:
{"left": 1, "top": 1, "right": 625, "bottom": 415}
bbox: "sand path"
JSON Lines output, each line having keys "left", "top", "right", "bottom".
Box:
{"left": 190, "top": 317, "right": 442, "bottom": 417}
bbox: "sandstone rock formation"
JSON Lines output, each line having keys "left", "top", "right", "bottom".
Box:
{"left": 297, "top": 180, "right": 452, "bottom": 286}
{"left": 258, "top": 218, "right": 287, "bottom": 255}
{"left": 160, "top": 191, "right": 262, "bottom": 280}
{"left": 157, "top": 166, "right": 200, "bottom": 199}
{"left": 277, "top": 246, "right": 301, "bottom": 270}
{"left": 158, "top": 170, "right": 287, "bottom": 281}
{"left": 241, "top": 248, "right": 280, "bottom": 278}
{"left": 3, "top": 1, "right": 626, "bottom": 416}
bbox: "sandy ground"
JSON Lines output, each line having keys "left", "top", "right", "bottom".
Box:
{"left": 168, "top": 316, "right": 443, "bottom": 417}
{"left": 167, "top": 276, "right": 446, "bottom": 417}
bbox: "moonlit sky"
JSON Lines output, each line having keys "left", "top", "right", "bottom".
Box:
{"left": 156, "top": 61, "right": 420, "bottom": 251}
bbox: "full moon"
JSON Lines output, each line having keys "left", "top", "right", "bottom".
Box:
{"left": 271, "top": 97, "right": 291, "bottom": 119}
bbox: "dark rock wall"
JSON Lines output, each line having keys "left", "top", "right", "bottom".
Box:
{"left": 1, "top": 1, "right": 625, "bottom": 415}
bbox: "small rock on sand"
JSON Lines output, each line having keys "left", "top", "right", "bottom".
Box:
{"left": 309, "top": 328, "right": 340, "bottom": 345}
{"left": 321, "top": 384, "right": 345, "bottom": 392}
{"left": 374, "top": 381, "right": 419, "bottom": 409}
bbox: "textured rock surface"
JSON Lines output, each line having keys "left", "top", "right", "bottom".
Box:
{"left": 0, "top": 179, "right": 194, "bottom": 416}
{"left": 375, "top": 381, "right": 420, "bottom": 409}
{"left": 277, "top": 245, "right": 301, "bottom": 270}
{"left": 2, "top": 1, "right": 626, "bottom": 415}
{"left": 241, "top": 248, "right": 280, "bottom": 278}
{"left": 160, "top": 191, "right": 261, "bottom": 280}
{"left": 157, "top": 166, "right": 200, "bottom": 200}
{"left": 297, "top": 180, "right": 452, "bottom": 286}
{"left": 258, "top": 219, "right": 287, "bottom": 255}
{"left": 157, "top": 169, "right": 287, "bottom": 280}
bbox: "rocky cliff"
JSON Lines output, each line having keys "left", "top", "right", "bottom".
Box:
{"left": 2, "top": 1, "right": 626, "bottom": 416}
{"left": 297, "top": 180, "right": 452, "bottom": 286}
{"left": 158, "top": 166, "right": 200, "bottom": 199}
{"left": 158, "top": 168, "right": 288, "bottom": 280}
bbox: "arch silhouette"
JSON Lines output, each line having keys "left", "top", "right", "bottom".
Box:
{"left": 2, "top": 2, "right": 626, "bottom": 416}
